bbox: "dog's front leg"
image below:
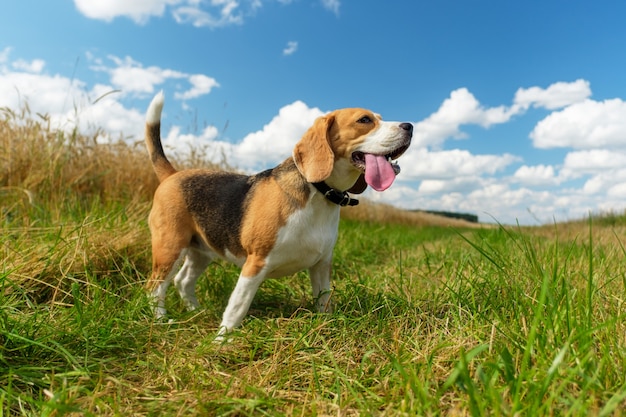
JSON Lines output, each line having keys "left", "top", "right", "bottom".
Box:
{"left": 217, "top": 256, "right": 267, "bottom": 339}
{"left": 309, "top": 255, "right": 333, "bottom": 313}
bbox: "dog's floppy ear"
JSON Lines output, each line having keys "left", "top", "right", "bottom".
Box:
{"left": 347, "top": 174, "right": 367, "bottom": 194}
{"left": 293, "top": 114, "right": 335, "bottom": 183}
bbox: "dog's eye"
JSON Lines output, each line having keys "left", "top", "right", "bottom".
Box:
{"left": 357, "top": 116, "right": 372, "bottom": 124}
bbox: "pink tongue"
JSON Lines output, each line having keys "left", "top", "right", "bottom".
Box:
{"left": 364, "top": 154, "right": 396, "bottom": 191}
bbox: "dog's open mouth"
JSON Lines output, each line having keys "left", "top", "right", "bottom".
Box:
{"left": 351, "top": 142, "right": 410, "bottom": 192}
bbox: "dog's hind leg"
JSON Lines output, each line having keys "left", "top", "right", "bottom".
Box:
{"left": 173, "top": 248, "right": 213, "bottom": 312}
{"left": 146, "top": 225, "right": 192, "bottom": 318}
{"left": 146, "top": 251, "right": 185, "bottom": 319}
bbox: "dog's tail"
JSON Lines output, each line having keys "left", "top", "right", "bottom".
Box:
{"left": 145, "top": 91, "right": 177, "bottom": 183}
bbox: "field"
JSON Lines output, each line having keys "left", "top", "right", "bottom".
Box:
{"left": 2, "top": 106, "right": 626, "bottom": 416}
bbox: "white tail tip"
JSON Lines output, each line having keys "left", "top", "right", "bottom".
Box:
{"left": 146, "top": 91, "right": 164, "bottom": 124}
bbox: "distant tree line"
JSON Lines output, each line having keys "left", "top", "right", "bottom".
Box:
{"left": 414, "top": 210, "right": 479, "bottom": 223}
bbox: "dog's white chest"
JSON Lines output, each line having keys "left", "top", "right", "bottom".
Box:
{"left": 264, "top": 200, "right": 339, "bottom": 278}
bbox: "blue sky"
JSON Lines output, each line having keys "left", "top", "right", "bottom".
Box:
{"left": 2, "top": 0, "right": 626, "bottom": 224}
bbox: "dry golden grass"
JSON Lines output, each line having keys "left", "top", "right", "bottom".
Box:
{"left": 0, "top": 105, "right": 233, "bottom": 213}
{"left": 1, "top": 107, "right": 156, "bottom": 205}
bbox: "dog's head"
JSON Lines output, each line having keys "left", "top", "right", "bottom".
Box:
{"left": 293, "top": 108, "right": 413, "bottom": 193}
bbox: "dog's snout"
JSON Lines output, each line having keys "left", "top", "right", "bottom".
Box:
{"left": 399, "top": 123, "right": 413, "bottom": 134}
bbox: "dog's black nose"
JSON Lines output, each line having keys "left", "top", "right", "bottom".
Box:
{"left": 400, "top": 122, "right": 413, "bottom": 133}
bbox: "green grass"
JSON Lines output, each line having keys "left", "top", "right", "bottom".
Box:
{"left": 3, "top": 203, "right": 626, "bottom": 415}
{"left": 2, "top": 105, "right": 626, "bottom": 415}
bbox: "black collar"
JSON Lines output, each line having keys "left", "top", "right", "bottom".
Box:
{"left": 312, "top": 182, "right": 359, "bottom": 206}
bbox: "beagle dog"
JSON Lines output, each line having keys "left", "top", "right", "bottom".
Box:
{"left": 144, "top": 92, "right": 412, "bottom": 337}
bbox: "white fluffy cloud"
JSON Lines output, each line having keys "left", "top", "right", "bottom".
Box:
{"left": 162, "top": 124, "right": 221, "bottom": 161}
{"left": 563, "top": 149, "right": 626, "bottom": 173}
{"left": 561, "top": 150, "right": 626, "bottom": 196}
{"left": 581, "top": 170, "right": 626, "bottom": 196}
{"left": 513, "top": 164, "right": 560, "bottom": 186}
{"left": 11, "top": 58, "right": 45, "bottom": 73}
{"left": 90, "top": 54, "right": 218, "bottom": 100}
{"left": 73, "top": 0, "right": 177, "bottom": 24}
{"left": 513, "top": 79, "right": 591, "bottom": 110}
{"left": 220, "top": 100, "right": 325, "bottom": 171}
{"left": 70, "top": 97, "right": 146, "bottom": 141}
{"left": 400, "top": 148, "right": 520, "bottom": 180}
{"left": 0, "top": 49, "right": 217, "bottom": 142}
{"left": 0, "top": 66, "right": 144, "bottom": 140}
{"left": 283, "top": 41, "right": 298, "bottom": 56}
{"left": 172, "top": 1, "right": 244, "bottom": 28}
{"left": 412, "top": 88, "right": 517, "bottom": 148}
{"left": 413, "top": 80, "right": 593, "bottom": 149}
{"left": 0, "top": 69, "right": 85, "bottom": 117}
{"left": 74, "top": 0, "right": 340, "bottom": 27}
{"left": 107, "top": 58, "right": 184, "bottom": 94}
{"left": 417, "top": 177, "right": 485, "bottom": 195}
{"left": 174, "top": 74, "right": 220, "bottom": 100}
{"left": 530, "top": 98, "right": 626, "bottom": 149}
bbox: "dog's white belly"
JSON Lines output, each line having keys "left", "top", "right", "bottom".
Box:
{"left": 204, "top": 200, "right": 340, "bottom": 278}
{"left": 266, "top": 202, "right": 340, "bottom": 278}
